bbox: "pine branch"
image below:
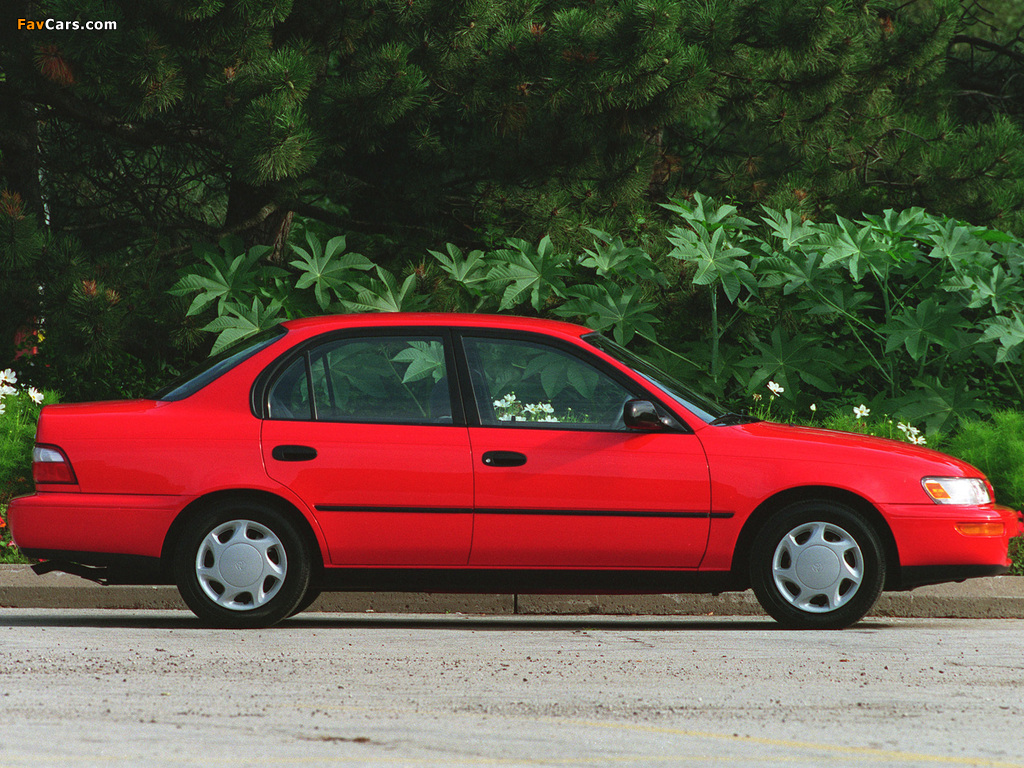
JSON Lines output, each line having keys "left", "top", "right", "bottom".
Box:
{"left": 949, "top": 35, "right": 1024, "bottom": 65}
{"left": 150, "top": 202, "right": 281, "bottom": 262}
{"left": 27, "top": 80, "right": 222, "bottom": 151}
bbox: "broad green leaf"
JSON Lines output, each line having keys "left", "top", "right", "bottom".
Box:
{"left": 392, "top": 341, "right": 446, "bottom": 383}
{"left": 740, "top": 327, "right": 842, "bottom": 397}
{"left": 342, "top": 266, "right": 429, "bottom": 313}
{"left": 487, "top": 236, "right": 571, "bottom": 312}
{"left": 203, "top": 297, "right": 283, "bottom": 355}
{"left": 555, "top": 283, "right": 660, "bottom": 345}
{"left": 980, "top": 311, "right": 1024, "bottom": 364}
{"left": 430, "top": 244, "right": 489, "bottom": 291}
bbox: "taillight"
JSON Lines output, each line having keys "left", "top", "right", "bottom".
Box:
{"left": 32, "top": 444, "right": 78, "bottom": 485}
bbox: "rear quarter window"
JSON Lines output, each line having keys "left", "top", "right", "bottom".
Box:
{"left": 152, "top": 326, "right": 287, "bottom": 401}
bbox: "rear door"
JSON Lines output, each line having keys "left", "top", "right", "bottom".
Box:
{"left": 260, "top": 330, "right": 474, "bottom": 566}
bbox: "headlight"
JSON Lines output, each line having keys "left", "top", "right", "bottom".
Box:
{"left": 921, "top": 477, "right": 992, "bottom": 505}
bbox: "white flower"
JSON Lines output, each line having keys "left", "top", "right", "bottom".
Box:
{"left": 767, "top": 381, "right": 784, "bottom": 396}
{"left": 0, "top": 401, "right": 5, "bottom": 416}
{"left": 0, "top": 384, "right": 15, "bottom": 398}
{"left": 853, "top": 404, "right": 870, "bottom": 419}
{"left": 897, "top": 421, "right": 923, "bottom": 442}
{"left": 809, "top": 403, "right": 817, "bottom": 412}
{"left": 28, "top": 386, "right": 43, "bottom": 404}
{"left": 0, "top": 368, "right": 16, "bottom": 386}
{"left": 493, "top": 392, "right": 517, "bottom": 408}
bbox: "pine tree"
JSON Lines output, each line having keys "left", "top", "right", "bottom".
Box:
{"left": 4, "top": 0, "right": 1024, "bottom": 388}
{"left": 660, "top": 0, "right": 1024, "bottom": 230}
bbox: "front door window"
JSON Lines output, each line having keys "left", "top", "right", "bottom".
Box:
{"left": 462, "top": 337, "right": 634, "bottom": 430}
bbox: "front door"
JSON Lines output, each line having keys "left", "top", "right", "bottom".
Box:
{"left": 460, "top": 334, "right": 712, "bottom": 568}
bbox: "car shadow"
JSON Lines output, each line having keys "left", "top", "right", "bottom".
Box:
{"left": 0, "top": 609, "right": 898, "bottom": 632}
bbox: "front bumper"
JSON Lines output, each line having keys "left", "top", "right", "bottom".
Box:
{"left": 881, "top": 502, "right": 1022, "bottom": 574}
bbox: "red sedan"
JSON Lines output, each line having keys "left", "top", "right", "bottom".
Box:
{"left": 8, "top": 313, "right": 1021, "bottom": 628}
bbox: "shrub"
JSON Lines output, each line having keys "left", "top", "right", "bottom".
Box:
{"left": 942, "top": 412, "right": 1024, "bottom": 575}
{"left": 0, "top": 371, "right": 56, "bottom": 563}
{"left": 944, "top": 412, "right": 1024, "bottom": 510}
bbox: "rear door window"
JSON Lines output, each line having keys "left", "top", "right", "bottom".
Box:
{"left": 267, "top": 334, "right": 453, "bottom": 424}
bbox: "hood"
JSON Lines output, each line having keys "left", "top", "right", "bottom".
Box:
{"left": 711, "top": 420, "right": 980, "bottom": 477}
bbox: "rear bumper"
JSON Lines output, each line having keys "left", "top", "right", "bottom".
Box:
{"left": 7, "top": 491, "right": 184, "bottom": 559}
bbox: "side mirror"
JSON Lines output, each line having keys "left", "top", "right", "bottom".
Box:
{"left": 623, "top": 399, "right": 662, "bottom": 431}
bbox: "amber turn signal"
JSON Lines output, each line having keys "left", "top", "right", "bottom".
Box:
{"left": 954, "top": 522, "right": 1005, "bottom": 537}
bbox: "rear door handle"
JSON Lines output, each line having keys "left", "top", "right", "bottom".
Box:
{"left": 272, "top": 445, "right": 318, "bottom": 462}
{"left": 481, "top": 451, "right": 527, "bottom": 468}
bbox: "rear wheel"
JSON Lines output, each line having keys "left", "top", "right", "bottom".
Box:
{"left": 750, "top": 500, "right": 885, "bottom": 629}
{"left": 174, "top": 500, "right": 311, "bottom": 628}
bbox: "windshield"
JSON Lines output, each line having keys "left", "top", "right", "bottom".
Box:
{"left": 151, "top": 326, "right": 287, "bottom": 401}
{"left": 584, "top": 334, "right": 728, "bottom": 424}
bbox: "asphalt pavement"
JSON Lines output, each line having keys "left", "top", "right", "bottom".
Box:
{"left": 4, "top": 610, "right": 1024, "bottom": 766}
{"left": 2, "top": 564, "right": 1024, "bottom": 618}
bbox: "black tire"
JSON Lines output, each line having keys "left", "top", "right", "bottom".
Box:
{"left": 174, "top": 499, "right": 312, "bottom": 628}
{"left": 289, "top": 588, "right": 322, "bottom": 617}
{"left": 749, "top": 500, "right": 886, "bottom": 630}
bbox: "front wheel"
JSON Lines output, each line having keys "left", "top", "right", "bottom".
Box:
{"left": 750, "top": 501, "right": 886, "bottom": 630}
{"left": 174, "top": 500, "right": 312, "bottom": 628}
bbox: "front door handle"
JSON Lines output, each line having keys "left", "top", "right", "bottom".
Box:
{"left": 272, "top": 444, "right": 318, "bottom": 462}
{"left": 481, "top": 451, "right": 527, "bottom": 468}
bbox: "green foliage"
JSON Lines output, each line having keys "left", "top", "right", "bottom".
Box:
{"left": 489, "top": 237, "right": 572, "bottom": 313}
{"left": 0, "top": 504, "right": 28, "bottom": 564}
{"left": 0, "top": 379, "right": 57, "bottom": 562}
{"left": 0, "top": 191, "right": 45, "bottom": 365}
{"left": 176, "top": 196, "right": 1024, "bottom": 438}
{"left": 0, "top": 387, "right": 52, "bottom": 505}
{"left": 815, "top": 412, "right": 934, "bottom": 450}
{"left": 174, "top": 223, "right": 673, "bottom": 354}
{"left": 945, "top": 412, "right": 1024, "bottom": 513}
{"left": 290, "top": 236, "right": 374, "bottom": 311}
{"left": 655, "top": 195, "right": 1024, "bottom": 432}
{"left": 671, "top": 0, "right": 1024, "bottom": 231}
{"left": 7, "top": 0, "right": 1024, "bottom": 403}
{"left": 171, "top": 237, "right": 277, "bottom": 317}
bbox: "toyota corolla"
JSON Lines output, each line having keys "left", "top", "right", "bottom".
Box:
{"left": 8, "top": 313, "right": 1021, "bottom": 628}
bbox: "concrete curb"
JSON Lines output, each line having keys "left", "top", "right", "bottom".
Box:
{"left": 3, "top": 565, "right": 1024, "bottom": 618}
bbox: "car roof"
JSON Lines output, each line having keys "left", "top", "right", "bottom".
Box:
{"left": 281, "top": 313, "right": 594, "bottom": 340}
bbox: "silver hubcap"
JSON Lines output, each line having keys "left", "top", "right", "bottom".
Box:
{"left": 772, "top": 521, "right": 864, "bottom": 614}
{"left": 196, "top": 520, "right": 287, "bottom": 611}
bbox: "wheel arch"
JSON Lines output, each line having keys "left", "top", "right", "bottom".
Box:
{"left": 160, "top": 489, "right": 325, "bottom": 582}
{"left": 729, "top": 486, "right": 902, "bottom": 590}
